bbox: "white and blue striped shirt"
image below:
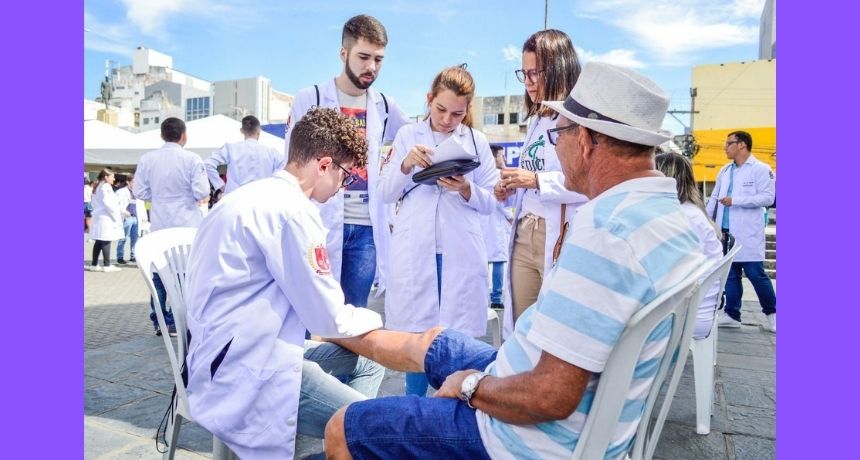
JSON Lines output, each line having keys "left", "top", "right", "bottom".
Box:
{"left": 476, "top": 177, "right": 705, "bottom": 460}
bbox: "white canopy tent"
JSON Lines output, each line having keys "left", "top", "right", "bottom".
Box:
{"left": 84, "top": 115, "right": 286, "bottom": 169}
{"left": 84, "top": 120, "right": 161, "bottom": 169}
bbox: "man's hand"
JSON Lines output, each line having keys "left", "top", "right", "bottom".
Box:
{"left": 438, "top": 175, "right": 471, "bottom": 201}
{"left": 494, "top": 180, "right": 515, "bottom": 201}
{"left": 719, "top": 197, "right": 733, "bottom": 206}
{"left": 401, "top": 144, "right": 434, "bottom": 174}
{"left": 500, "top": 167, "right": 538, "bottom": 190}
{"left": 433, "top": 369, "right": 481, "bottom": 399}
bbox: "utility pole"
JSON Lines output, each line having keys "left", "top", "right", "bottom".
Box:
{"left": 544, "top": 0, "right": 550, "bottom": 29}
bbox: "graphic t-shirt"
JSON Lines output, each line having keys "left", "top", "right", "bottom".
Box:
{"left": 520, "top": 116, "right": 552, "bottom": 219}
{"left": 338, "top": 89, "right": 372, "bottom": 226}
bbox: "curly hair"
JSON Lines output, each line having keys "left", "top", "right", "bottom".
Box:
{"left": 288, "top": 107, "right": 368, "bottom": 168}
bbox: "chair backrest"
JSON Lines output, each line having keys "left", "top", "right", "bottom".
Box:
{"left": 134, "top": 227, "right": 197, "bottom": 414}
{"left": 699, "top": 244, "right": 742, "bottom": 339}
{"left": 571, "top": 259, "right": 713, "bottom": 460}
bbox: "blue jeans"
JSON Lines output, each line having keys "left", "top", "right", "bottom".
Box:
{"left": 724, "top": 261, "right": 776, "bottom": 321}
{"left": 116, "top": 216, "right": 138, "bottom": 261}
{"left": 298, "top": 340, "right": 385, "bottom": 438}
{"left": 490, "top": 261, "right": 504, "bottom": 305}
{"left": 341, "top": 224, "right": 376, "bottom": 308}
{"left": 149, "top": 273, "right": 175, "bottom": 328}
{"left": 404, "top": 254, "right": 444, "bottom": 396}
{"left": 345, "top": 329, "right": 495, "bottom": 459}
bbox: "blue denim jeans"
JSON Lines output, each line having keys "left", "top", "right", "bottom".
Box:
{"left": 345, "top": 329, "right": 495, "bottom": 459}
{"left": 490, "top": 261, "right": 504, "bottom": 305}
{"left": 149, "top": 273, "right": 175, "bottom": 328}
{"left": 297, "top": 340, "right": 385, "bottom": 438}
{"left": 116, "top": 216, "right": 138, "bottom": 261}
{"left": 341, "top": 224, "right": 376, "bottom": 308}
{"left": 404, "top": 254, "right": 444, "bottom": 396}
{"left": 724, "top": 261, "right": 776, "bottom": 321}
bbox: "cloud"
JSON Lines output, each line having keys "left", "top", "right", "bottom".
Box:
{"left": 576, "top": 47, "right": 646, "bottom": 69}
{"left": 575, "top": 0, "right": 764, "bottom": 64}
{"left": 84, "top": 11, "right": 136, "bottom": 56}
{"left": 501, "top": 45, "right": 519, "bottom": 61}
{"left": 119, "top": 0, "right": 246, "bottom": 36}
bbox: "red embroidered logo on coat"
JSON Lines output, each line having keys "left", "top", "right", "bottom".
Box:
{"left": 308, "top": 243, "right": 332, "bottom": 276}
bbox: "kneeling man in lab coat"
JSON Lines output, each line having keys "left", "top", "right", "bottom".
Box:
{"left": 184, "top": 107, "right": 384, "bottom": 459}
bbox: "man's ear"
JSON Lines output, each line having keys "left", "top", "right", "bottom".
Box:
{"left": 339, "top": 46, "right": 347, "bottom": 64}
{"left": 317, "top": 156, "right": 332, "bottom": 174}
{"left": 579, "top": 128, "right": 596, "bottom": 161}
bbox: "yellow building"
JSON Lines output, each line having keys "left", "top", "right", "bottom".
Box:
{"left": 691, "top": 60, "right": 775, "bottom": 182}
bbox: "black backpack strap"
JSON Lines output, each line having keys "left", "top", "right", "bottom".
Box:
{"left": 314, "top": 85, "right": 320, "bottom": 107}
{"left": 380, "top": 92, "right": 389, "bottom": 143}
{"left": 470, "top": 126, "right": 478, "bottom": 154}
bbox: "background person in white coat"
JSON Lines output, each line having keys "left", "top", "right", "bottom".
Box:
{"left": 379, "top": 65, "right": 500, "bottom": 396}
{"left": 284, "top": 14, "right": 411, "bottom": 309}
{"left": 483, "top": 145, "right": 513, "bottom": 309}
{"left": 707, "top": 130, "right": 776, "bottom": 332}
{"left": 204, "top": 115, "right": 285, "bottom": 195}
{"left": 87, "top": 168, "right": 123, "bottom": 272}
{"left": 656, "top": 152, "right": 724, "bottom": 339}
{"left": 134, "top": 117, "right": 210, "bottom": 337}
{"left": 113, "top": 174, "right": 138, "bottom": 265}
{"left": 493, "top": 30, "right": 589, "bottom": 334}
{"left": 184, "top": 108, "right": 384, "bottom": 459}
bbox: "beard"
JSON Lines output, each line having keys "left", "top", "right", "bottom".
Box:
{"left": 345, "top": 58, "right": 376, "bottom": 90}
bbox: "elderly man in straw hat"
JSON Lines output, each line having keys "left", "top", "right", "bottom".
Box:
{"left": 321, "top": 62, "right": 706, "bottom": 460}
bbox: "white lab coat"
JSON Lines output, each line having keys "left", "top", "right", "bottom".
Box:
{"left": 482, "top": 201, "right": 513, "bottom": 262}
{"left": 204, "top": 138, "right": 285, "bottom": 195}
{"left": 284, "top": 79, "right": 411, "bottom": 291}
{"left": 502, "top": 116, "right": 589, "bottom": 337}
{"left": 706, "top": 155, "right": 775, "bottom": 262}
{"left": 379, "top": 121, "right": 500, "bottom": 336}
{"left": 89, "top": 182, "right": 123, "bottom": 241}
{"left": 134, "top": 142, "right": 210, "bottom": 231}
{"left": 185, "top": 171, "right": 382, "bottom": 460}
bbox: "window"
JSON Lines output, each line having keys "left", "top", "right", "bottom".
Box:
{"left": 508, "top": 113, "right": 519, "bottom": 124}
{"left": 483, "top": 114, "right": 497, "bottom": 125}
{"left": 497, "top": 113, "right": 505, "bottom": 125}
{"left": 154, "top": 117, "right": 159, "bottom": 124}
{"left": 186, "top": 96, "right": 211, "bottom": 121}
{"left": 143, "top": 118, "right": 149, "bottom": 125}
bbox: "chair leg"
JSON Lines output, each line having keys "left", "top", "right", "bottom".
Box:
{"left": 163, "top": 413, "right": 183, "bottom": 460}
{"left": 487, "top": 309, "right": 502, "bottom": 348}
{"left": 692, "top": 335, "right": 715, "bottom": 435}
{"left": 213, "top": 436, "right": 238, "bottom": 460}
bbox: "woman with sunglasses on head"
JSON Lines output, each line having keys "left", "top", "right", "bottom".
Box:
{"left": 494, "top": 30, "right": 589, "bottom": 334}
{"left": 655, "top": 152, "right": 724, "bottom": 339}
{"left": 379, "top": 65, "right": 500, "bottom": 396}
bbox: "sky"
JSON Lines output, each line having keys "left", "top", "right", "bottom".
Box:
{"left": 84, "top": 0, "right": 768, "bottom": 136}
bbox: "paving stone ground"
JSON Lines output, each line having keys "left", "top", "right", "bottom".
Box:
{"left": 84, "top": 237, "right": 776, "bottom": 459}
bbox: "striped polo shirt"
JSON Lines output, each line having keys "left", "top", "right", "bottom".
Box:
{"left": 476, "top": 177, "right": 705, "bottom": 460}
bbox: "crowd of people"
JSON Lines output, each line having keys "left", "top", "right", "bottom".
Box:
{"left": 83, "top": 13, "right": 776, "bottom": 459}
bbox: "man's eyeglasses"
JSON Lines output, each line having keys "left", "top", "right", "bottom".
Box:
{"left": 515, "top": 68, "right": 545, "bottom": 84}
{"left": 725, "top": 140, "right": 739, "bottom": 147}
{"left": 547, "top": 122, "right": 599, "bottom": 146}
{"left": 319, "top": 158, "right": 357, "bottom": 187}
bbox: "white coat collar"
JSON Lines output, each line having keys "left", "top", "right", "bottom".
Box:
{"left": 319, "top": 78, "right": 384, "bottom": 109}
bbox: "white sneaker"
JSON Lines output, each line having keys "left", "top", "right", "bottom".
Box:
{"left": 86, "top": 265, "right": 103, "bottom": 272}
{"left": 718, "top": 314, "right": 741, "bottom": 328}
{"left": 765, "top": 313, "right": 776, "bottom": 333}
{"left": 102, "top": 265, "right": 121, "bottom": 273}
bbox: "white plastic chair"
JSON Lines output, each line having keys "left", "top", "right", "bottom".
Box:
{"left": 135, "top": 227, "right": 237, "bottom": 460}
{"left": 690, "top": 244, "right": 741, "bottom": 434}
{"left": 487, "top": 308, "right": 502, "bottom": 348}
{"left": 570, "top": 259, "right": 713, "bottom": 460}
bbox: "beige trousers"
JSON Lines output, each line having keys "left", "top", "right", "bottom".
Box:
{"left": 510, "top": 214, "right": 546, "bottom": 324}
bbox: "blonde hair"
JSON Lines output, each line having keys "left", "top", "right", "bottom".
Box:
{"left": 428, "top": 65, "right": 475, "bottom": 127}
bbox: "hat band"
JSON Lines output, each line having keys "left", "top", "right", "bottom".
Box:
{"left": 563, "top": 97, "right": 628, "bottom": 126}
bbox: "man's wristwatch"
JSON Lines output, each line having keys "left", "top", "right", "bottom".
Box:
{"left": 460, "top": 372, "right": 490, "bottom": 409}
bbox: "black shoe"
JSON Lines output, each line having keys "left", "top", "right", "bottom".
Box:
{"left": 117, "top": 259, "right": 127, "bottom": 265}
{"left": 155, "top": 326, "right": 162, "bottom": 336}
{"left": 129, "top": 257, "right": 136, "bottom": 263}
{"left": 490, "top": 303, "right": 504, "bottom": 310}
{"left": 168, "top": 324, "right": 177, "bottom": 337}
